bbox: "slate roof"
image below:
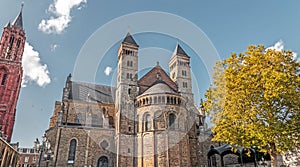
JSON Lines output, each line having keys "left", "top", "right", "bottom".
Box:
{"left": 122, "top": 32, "right": 138, "bottom": 46}
{"left": 138, "top": 64, "right": 178, "bottom": 95}
{"left": 69, "top": 81, "right": 116, "bottom": 104}
{"left": 12, "top": 6, "right": 23, "bottom": 29}
{"left": 173, "top": 44, "right": 190, "bottom": 58}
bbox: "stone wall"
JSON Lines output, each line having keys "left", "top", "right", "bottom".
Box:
{"left": 44, "top": 126, "right": 115, "bottom": 167}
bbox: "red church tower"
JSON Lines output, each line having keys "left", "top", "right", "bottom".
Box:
{"left": 0, "top": 5, "right": 25, "bottom": 142}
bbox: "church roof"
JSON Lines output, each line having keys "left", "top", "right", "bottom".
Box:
{"left": 173, "top": 44, "right": 190, "bottom": 58}
{"left": 12, "top": 4, "right": 23, "bottom": 29}
{"left": 122, "top": 32, "right": 138, "bottom": 46}
{"left": 69, "top": 81, "right": 116, "bottom": 104}
{"left": 138, "top": 64, "right": 178, "bottom": 94}
{"left": 141, "top": 81, "right": 176, "bottom": 96}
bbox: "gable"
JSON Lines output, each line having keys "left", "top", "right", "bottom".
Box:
{"left": 138, "top": 66, "right": 178, "bottom": 94}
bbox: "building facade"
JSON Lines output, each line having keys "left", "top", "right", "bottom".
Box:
{"left": 17, "top": 146, "right": 39, "bottom": 167}
{"left": 0, "top": 6, "right": 25, "bottom": 142}
{"left": 41, "top": 33, "right": 205, "bottom": 167}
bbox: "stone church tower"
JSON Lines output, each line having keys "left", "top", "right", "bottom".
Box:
{"left": 115, "top": 33, "right": 139, "bottom": 166}
{"left": 114, "top": 33, "right": 202, "bottom": 167}
{"left": 169, "top": 44, "right": 193, "bottom": 104}
{"left": 0, "top": 6, "right": 25, "bottom": 142}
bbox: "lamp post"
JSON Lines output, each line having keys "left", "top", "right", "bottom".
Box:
{"left": 37, "top": 134, "right": 54, "bottom": 167}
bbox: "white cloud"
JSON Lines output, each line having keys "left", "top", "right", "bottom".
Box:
{"left": 266, "top": 40, "right": 284, "bottom": 51}
{"left": 38, "top": 0, "right": 87, "bottom": 34}
{"left": 50, "top": 44, "right": 59, "bottom": 52}
{"left": 22, "top": 42, "right": 51, "bottom": 87}
{"left": 104, "top": 66, "right": 112, "bottom": 76}
{"left": 267, "top": 40, "right": 299, "bottom": 62}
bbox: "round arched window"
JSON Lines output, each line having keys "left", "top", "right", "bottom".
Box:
{"left": 98, "top": 156, "right": 108, "bottom": 167}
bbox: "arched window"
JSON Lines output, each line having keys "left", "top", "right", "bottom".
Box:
{"left": 98, "top": 156, "right": 108, "bottom": 167}
{"left": 16, "top": 38, "right": 21, "bottom": 48}
{"left": 128, "top": 88, "right": 131, "bottom": 95}
{"left": 68, "top": 139, "right": 77, "bottom": 163}
{"left": 9, "top": 36, "right": 14, "bottom": 45}
{"left": 145, "top": 114, "right": 151, "bottom": 131}
{"left": 109, "top": 116, "right": 114, "bottom": 128}
{"left": 169, "top": 113, "right": 176, "bottom": 130}
{"left": 0, "top": 68, "right": 8, "bottom": 86}
{"left": 1, "top": 74, "right": 7, "bottom": 86}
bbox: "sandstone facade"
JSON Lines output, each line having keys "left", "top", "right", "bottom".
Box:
{"left": 41, "top": 33, "right": 205, "bottom": 167}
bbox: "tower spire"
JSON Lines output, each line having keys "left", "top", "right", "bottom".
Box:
{"left": 12, "top": 3, "right": 24, "bottom": 28}
{"left": 173, "top": 43, "right": 189, "bottom": 57}
{"left": 4, "top": 21, "right": 11, "bottom": 28}
{"left": 122, "top": 32, "right": 138, "bottom": 46}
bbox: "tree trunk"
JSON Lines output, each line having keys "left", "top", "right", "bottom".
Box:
{"left": 270, "top": 143, "right": 277, "bottom": 167}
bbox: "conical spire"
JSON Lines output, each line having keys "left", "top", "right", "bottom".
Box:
{"left": 122, "top": 32, "right": 138, "bottom": 46}
{"left": 12, "top": 3, "right": 23, "bottom": 28}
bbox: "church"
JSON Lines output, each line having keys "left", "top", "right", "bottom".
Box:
{"left": 41, "top": 33, "right": 206, "bottom": 167}
{"left": 0, "top": 6, "right": 25, "bottom": 143}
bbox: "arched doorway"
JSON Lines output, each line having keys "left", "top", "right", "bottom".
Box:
{"left": 98, "top": 156, "right": 109, "bottom": 167}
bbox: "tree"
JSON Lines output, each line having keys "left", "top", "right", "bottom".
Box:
{"left": 203, "top": 45, "right": 300, "bottom": 167}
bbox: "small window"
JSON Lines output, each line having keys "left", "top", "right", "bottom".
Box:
{"left": 128, "top": 148, "right": 131, "bottom": 153}
{"left": 172, "top": 72, "right": 175, "bottom": 79}
{"left": 24, "top": 156, "right": 29, "bottom": 163}
{"left": 128, "top": 88, "right": 131, "bottom": 95}
{"left": 1, "top": 74, "right": 7, "bottom": 86}
{"left": 183, "top": 82, "right": 188, "bottom": 88}
{"left": 100, "top": 140, "right": 109, "bottom": 150}
{"left": 9, "top": 36, "right": 14, "bottom": 45}
{"left": 130, "top": 61, "right": 133, "bottom": 66}
{"left": 145, "top": 114, "right": 151, "bottom": 131}
{"left": 169, "top": 113, "right": 176, "bottom": 130}
{"left": 109, "top": 116, "right": 114, "bottom": 128}
{"left": 17, "top": 38, "right": 21, "bottom": 48}
{"left": 68, "top": 139, "right": 77, "bottom": 163}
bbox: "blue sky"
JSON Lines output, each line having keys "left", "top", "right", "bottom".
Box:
{"left": 1, "top": 0, "right": 299, "bottom": 147}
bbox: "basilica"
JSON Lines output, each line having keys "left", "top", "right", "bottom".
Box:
{"left": 41, "top": 33, "right": 206, "bottom": 167}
